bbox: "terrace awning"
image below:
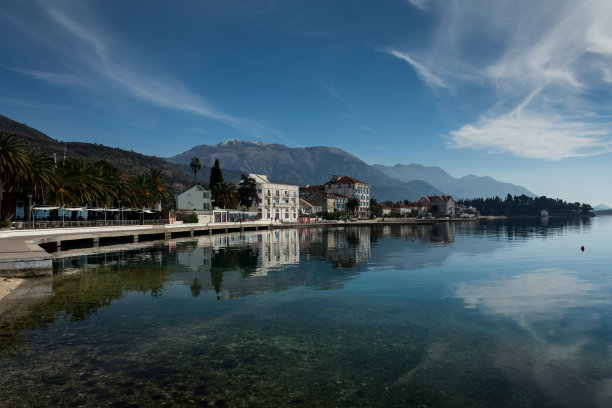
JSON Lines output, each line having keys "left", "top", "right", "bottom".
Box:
{"left": 64, "top": 207, "right": 85, "bottom": 211}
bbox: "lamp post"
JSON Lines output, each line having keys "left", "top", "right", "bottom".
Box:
{"left": 118, "top": 200, "right": 122, "bottom": 225}
{"left": 27, "top": 194, "right": 32, "bottom": 228}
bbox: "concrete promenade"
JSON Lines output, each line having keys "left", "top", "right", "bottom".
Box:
{"left": 0, "top": 217, "right": 477, "bottom": 277}
{"left": 0, "top": 221, "right": 273, "bottom": 277}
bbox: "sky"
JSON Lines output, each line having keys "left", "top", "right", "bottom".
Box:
{"left": 1, "top": 0, "right": 612, "bottom": 206}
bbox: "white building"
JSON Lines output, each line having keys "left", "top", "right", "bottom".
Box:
{"left": 324, "top": 175, "right": 370, "bottom": 216}
{"left": 249, "top": 174, "right": 299, "bottom": 222}
{"left": 176, "top": 185, "right": 213, "bottom": 211}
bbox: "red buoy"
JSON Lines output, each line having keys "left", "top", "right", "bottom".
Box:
{"left": 581, "top": 246, "right": 585, "bottom": 252}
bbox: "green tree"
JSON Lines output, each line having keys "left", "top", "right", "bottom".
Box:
{"left": 370, "top": 198, "right": 382, "bottom": 217}
{"left": 237, "top": 174, "right": 258, "bottom": 208}
{"left": 212, "top": 180, "right": 237, "bottom": 209}
{"left": 347, "top": 197, "right": 360, "bottom": 216}
{"left": 209, "top": 158, "right": 224, "bottom": 205}
{"left": 190, "top": 157, "right": 201, "bottom": 187}
{"left": 209, "top": 158, "right": 223, "bottom": 190}
{"left": 0, "top": 133, "right": 29, "bottom": 220}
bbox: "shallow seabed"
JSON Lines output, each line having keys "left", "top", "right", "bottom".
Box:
{"left": 1, "top": 217, "right": 612, "bottom": 407}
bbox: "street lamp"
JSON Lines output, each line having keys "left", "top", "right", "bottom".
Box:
{"left": 27, "top": 194, "right": 33, "bottom": 228}
{"left": 118, "top": 200, "right": 122, "bottom": 225}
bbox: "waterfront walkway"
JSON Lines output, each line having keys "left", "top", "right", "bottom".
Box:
{"left": 0, "top": 217, "right": 475, "bottom": 277}
{"left": 0, "top": 221, "right": 273, "bottom": 277}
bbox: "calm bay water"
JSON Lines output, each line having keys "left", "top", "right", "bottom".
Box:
{"left": 1, "top": 217, "right": 612, "bottom": 407}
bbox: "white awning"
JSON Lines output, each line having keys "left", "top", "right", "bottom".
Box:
{"left": 64, "top": 207, "right": 85, "bottom": 211}
{"left": 32, "top": 206, "right": 60, "bottom": 211}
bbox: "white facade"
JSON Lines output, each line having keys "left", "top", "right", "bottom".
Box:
{"left": 324, "top": 175, "right": 370, "bottom": 215}
{"left": 249, "top": 174, "right": 299, "bottom": 222}
{"left": 176, "top": 185, "right": 212, "bottom": 211}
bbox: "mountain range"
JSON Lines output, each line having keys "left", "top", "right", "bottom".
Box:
{"left": 168, "top": 138, "right": 534, "bottom": 201}
{"left": 373, "top": 163, "right": 533, "bottom": 199}
{"left": 1, "top": 114, "right": 535, "bottom": 202}
{"left": 0, "top": 114, "right": 192, "bottom": 185}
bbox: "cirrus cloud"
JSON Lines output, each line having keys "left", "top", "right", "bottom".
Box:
{"left": 398, "top": 0, "right": 612, "bottom": 160}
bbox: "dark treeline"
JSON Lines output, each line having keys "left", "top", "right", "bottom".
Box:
{"left": 459, "top": 194, "right": 593, "bottom": 217}
{"left": 0, "top": 132, "right": 172, "bottom": 222}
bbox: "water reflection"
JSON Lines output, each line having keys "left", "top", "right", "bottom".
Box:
{"left": 0, "top": 217, "right": 610, "bottom": 407}
{"left": 455, "top": 267, "right": 612, "bottom": 407}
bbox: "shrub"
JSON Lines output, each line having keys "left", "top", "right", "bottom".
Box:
{"left": 177, "top": 212, "right": 198, "bottom": 223}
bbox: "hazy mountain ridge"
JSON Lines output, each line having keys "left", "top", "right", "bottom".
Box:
{"left": 0, "top": 114, "right": 192, "bottom": 185}
{"left": 373, "top": 163, "right": 534, "bottom": 199}
{"left": 1, "top": 114, "right": 535, "bottom": 202}
{"left": 168, "top": 140, "right": 442, "bottom": 201}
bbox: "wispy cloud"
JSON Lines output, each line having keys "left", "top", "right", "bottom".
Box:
{"left": 383, "top": 48, "right": 449, "bottom": 89}
{"left": 448, "top": 110, "right": 612, "bottom": 160}
{"left": 391, "top": 0, "right": 612, "bottom": 160}
{"left": 318, "top": 80, "right": 353, "bottom": 110}
{"left": 7, "top": 1, "right": 272, "bottom": 140}
{"left": 405, "top": 0, "right": 429, "bottom": 11}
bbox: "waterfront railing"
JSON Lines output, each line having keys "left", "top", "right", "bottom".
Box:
{"left": 14, "top": 219, "right": 170, "bottom": 229}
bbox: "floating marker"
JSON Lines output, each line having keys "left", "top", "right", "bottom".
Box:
{"left": 581, "top": 246, "right": 585, "bottom": 252}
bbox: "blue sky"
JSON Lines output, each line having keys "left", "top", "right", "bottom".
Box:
{"left": 1, "top": 0, "right": 612, "bottom": 206}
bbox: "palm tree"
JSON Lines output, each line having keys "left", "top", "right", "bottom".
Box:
{"left": 0, "top": 132, "right": 29, "bottom": 220}
{"left": 61, "top": 158, "right": 105, "bottom": 206}
{"left": 145, "top": 168, "right": 171, "bottom": 208}
{"left": 212, "top": 181, "right": 237, "bottom": 209}
{"left": 237, "top": 174, "right": 258, "bottom": 209}
{"left": 190, "top": 157, "right": 202, "bottom": 187}
{"left": 25, "top": 151, "right": 55, "bottom": 202}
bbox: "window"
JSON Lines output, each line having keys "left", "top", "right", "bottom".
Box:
{"left": 285, "top": 209, "right": 289, "bottom": 218}
{"left": 284, "top": 199, "right": 289, "bottom": 204}
{"left": 275, "top": 209, "right": 280, "bottom": 219}
{"left": 258, "top": 188, "right": 262, "bottom": 193}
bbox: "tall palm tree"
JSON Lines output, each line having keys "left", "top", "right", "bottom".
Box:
{"left": 212, "top": 181, "right": 237, "bottom": 209}
{"left": 190, "top": 157, "right": 201, "bottom": 187}
{"left": 61, "top": 158, "right": 105, "bottom": 206}
{"left": 0, "top": 132, "right": 29, "bottom": 220}
{"left": 237, "top": 174, "right": 258, "bottom": 208}
{"left": 145, "top": 168, "right": 171, "bottom": 208}
{"left": 93, "top": 160, "right": 122, "bottom": 207}
{"left": 25, "top": 151, "right": 55, "bottom": 202}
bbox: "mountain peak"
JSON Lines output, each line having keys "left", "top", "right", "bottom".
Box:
{"left": 217, "top": 138, "right": 265, "bottom": 147}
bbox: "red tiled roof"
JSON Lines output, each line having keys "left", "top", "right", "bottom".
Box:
{"left": 300, "top": 198, "right": 319, "bottom": 207}
{"left": 326, "top": 176, "right": 368, "bottom": 185}
{"left": 380, "top": 203, "right": 391, "bottom": 209}
{"left": 430, "top": 195, "right": 454, "bottom": 202}
{"left": 300, "top": 185, "right": 324, "bottom": 192}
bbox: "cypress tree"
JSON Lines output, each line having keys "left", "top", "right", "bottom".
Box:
{"left": 209, "top": 158, "right": 224, "bottom": 203}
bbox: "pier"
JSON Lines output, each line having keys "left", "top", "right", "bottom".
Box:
{"left": 0, "top": 221, "right": 271, "bottom": 277}
{"left": 0, "top": 218, "right": 477, "bottom": 277}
